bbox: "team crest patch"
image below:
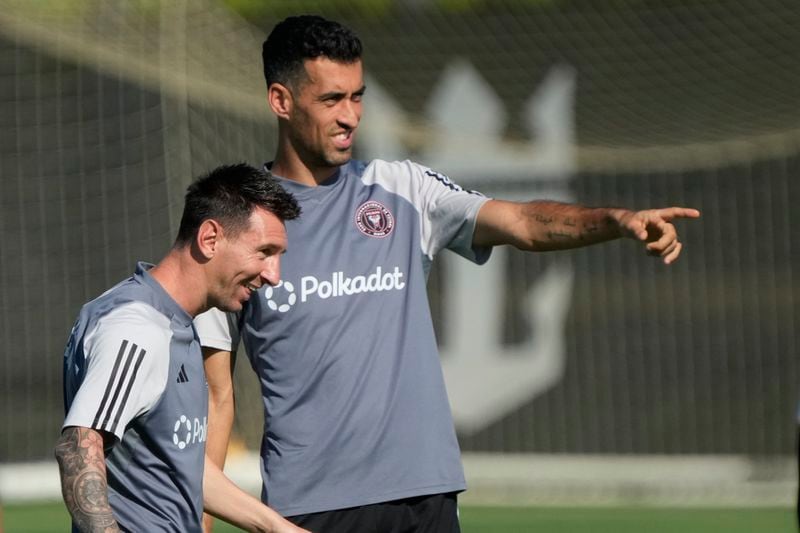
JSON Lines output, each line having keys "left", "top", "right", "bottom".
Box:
{"left": 355, "top": 201, "right": 394, "bottom": 238}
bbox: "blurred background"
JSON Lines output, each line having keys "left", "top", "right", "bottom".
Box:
{"left": 0, "top": 0, "right": 798, "bottom": 530}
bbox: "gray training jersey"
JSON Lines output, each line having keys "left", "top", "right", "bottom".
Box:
{"left": 63, "top": 262, "right": 208, "bottom": 532}
{"left": 195, "top": 159, "right": 491, "bottom": 516}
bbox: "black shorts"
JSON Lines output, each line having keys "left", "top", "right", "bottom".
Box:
{"left": 287, "top": 492, "right": 461, "bottom": 533}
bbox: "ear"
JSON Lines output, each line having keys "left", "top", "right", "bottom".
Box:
{"left": 268, "top": 83, "right": 293, "bottom": 120}
{"left": 196, "top": 219, "right": 223, "bottom": 259}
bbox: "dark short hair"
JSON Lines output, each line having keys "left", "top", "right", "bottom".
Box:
{"left": 175, "top": 163, "right": 300, "bottom": 246}
{"left": 262, "top": 15, "right": 362, "bottom": 90}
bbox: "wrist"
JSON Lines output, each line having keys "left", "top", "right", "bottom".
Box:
{"left": 255, "top": 505, "right": 290, "bottom": 533}
{"left": 604, "top": 208, "right": 630, "bottom": 238}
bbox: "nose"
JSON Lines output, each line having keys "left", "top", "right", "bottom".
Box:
{"left": 338, "top": 99, "right": 361, "bottom": 129}
{"left": 260, "top": 256, "right": 281, "bottom": 287}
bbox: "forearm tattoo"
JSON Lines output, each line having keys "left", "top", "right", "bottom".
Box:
{"left": 527, "top": 202, "right": 618, "bottom": 248}
{"left": 55, "top": 427, "right": 121, "bottom": 532}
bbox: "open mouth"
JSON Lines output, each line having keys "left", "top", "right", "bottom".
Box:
{"left": 244, "top": 282, "right": 260, "bottom": 296}
{"left": 246, "top": 282, "right": 259, "bottom": 291}
{"left": 333, "top": 130, "right": 353, "bottom": 149}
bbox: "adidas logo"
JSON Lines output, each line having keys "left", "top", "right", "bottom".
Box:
{"left": 176, "top": 364, "right": 189, "bottom": 384}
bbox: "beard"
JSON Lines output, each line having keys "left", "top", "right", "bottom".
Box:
{"left": 289, "top": 124, "right": 354, "bottom": 170}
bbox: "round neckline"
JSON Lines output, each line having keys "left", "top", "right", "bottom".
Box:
{"left": 265, "top": 162, "right": 346, "bottom": 201}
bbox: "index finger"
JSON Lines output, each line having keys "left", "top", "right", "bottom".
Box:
{"left": 658, "top": 207, "right": 701, "bottom": 220}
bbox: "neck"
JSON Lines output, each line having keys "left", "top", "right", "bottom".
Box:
{"left": 272, "top": 138, "right": 340, "bottom": 187}
{"left": 148, "top": 249, "right": 208, "bottom": 318}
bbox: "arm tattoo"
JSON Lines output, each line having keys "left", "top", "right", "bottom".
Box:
{"left": 55, "top": 427, "right": 121, "bottom": 532}
{"left": 582, "top": 221, "right": 601, "bottom": 234}
{"left": 524, "top": 201, "right": 620, "bottom": 249}
{"left": 546, "top": 231, "right": 577, "bottom": 242}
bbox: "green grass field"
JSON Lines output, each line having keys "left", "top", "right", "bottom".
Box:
{"left": 3, "top": 502, "right": 794, "bottom": 532}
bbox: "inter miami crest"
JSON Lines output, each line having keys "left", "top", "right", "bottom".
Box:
{"left": 355, "top": 201, "right": 394, "bottom": 238}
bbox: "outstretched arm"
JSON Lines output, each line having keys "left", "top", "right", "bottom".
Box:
{"left": 54, "top": 426, "right": 120, "bottom": 533}
{"left": 474, "top": 199, "right": 700, "bottom": 264}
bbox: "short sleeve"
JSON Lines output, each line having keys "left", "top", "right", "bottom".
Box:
{"left": 365, "top": 160, "right": 492, "bottom": 266}
{"left": 63, "top": 302, "right": 171, "bottom": 441}
{"left": 194, "top": 307, "right": 240, "bottom": 352}
{"left": 413, "top": 164, "right": 492, "bottom": 263}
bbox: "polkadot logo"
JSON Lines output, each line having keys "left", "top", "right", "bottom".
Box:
{"left": 172, "top": 414, "right": 207, "bottom": 450}
{"left": 172, "top": 415, "right": 192, "bottom": 450}
{"left": 264, "top": 280, "right": 296, "bottom": 313}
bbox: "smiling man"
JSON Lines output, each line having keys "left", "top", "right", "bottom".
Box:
{"left": 196, "top": 16, "right": 700, "bottom": 533}
{"left": 55, "top": 164, "right": 306, "bottom": 533}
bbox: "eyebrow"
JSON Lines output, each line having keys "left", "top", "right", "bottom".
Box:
{"left": 260, "top": 244, "right": 286, "bottom": 255}
{"left": 318, "top": 85, "right": 367, "bottom": 100}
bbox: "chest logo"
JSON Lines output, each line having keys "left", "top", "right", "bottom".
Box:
{"left": 172, "top": 415, "right": 207, "bottom": 450}
{"left": 355, "top": 201, "right": 394, "bottom": 238}
{"left": 264, "top": 280, "right": 296, "bottom": 313}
